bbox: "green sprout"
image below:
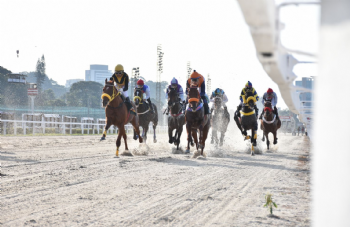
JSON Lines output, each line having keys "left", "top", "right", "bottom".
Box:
{"left": 264, "top": 193, "right": 278, "bottom": 214}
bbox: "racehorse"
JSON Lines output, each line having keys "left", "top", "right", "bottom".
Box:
{"left": 167, "top": 87, "right": 186, "bottom": 150}
{"left": 233, "top": 96, "right": 258, "bottom": 155}
{"left": 185, "top": 87, "right": 211, "bottom": 157}
{"left": 133, "top": 88, "right": 158, "bottom": 143}
{"left": 100, "top": 79, "right": 143, "bottom": 156}
{"left": 211, "top": 96, "right": 230, "bottom": 146}
{"left": 260, "top": 100, "right": 281, "bottom": 150}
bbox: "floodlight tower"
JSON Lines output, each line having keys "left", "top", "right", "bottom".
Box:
{"left": 156, "top": 44, "right": 164, "bottom": 122}
{"left": 207, "top": 74, "right": 211, "bottom": 94}
{"left": 130, "top": 67, "right": 139, "bottom": 99}
{"left": 187, "top": 61, "right": 192, "bottom": 80}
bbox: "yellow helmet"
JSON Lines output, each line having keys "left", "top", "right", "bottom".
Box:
{"left": 115, "top": 64, "right": 124, "bottom": 72}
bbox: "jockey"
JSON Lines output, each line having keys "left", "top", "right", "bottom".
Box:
{"left": 165, "top": 77, "right": 186, "bottom": 114}
{"left": 259, "top": 88, "right": 279, "bottom": 120}
{"left": 136, "top": 79, "right": 155, "bottom": 113}
{"left": 186, "top": 70, "right": 210, "bottom": 115}
{"left": 109, "top": 64, "right": 135, "bottom": 113}
{"left": 210, "top": 88, "right": 228, "bottom": 112}
{"left": 236, "top": 81, "right": 259, "bottom": 117}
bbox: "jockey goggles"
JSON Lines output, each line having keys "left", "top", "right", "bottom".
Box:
{"left": 137, "top": 84, "right": 143, "bottom": 89}
{"left": 171, "top": 84, "right": 177, "bottom": 88}
{"left": 115, "top": 71, "right": 123, "bottom": 75}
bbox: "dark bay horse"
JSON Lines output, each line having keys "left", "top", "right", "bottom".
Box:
{"left": 100, "top": 79, "right": 143, "bottom": 156}
{"left": 233, "top": 96, "right": 258, "bottom": 155}
{"left": 185, "top": 87, "right": 211, "bottom": 157}
{"left": 260, "top": 100, "right": 281, "bottom": 150}
{"left": 133, "top": 88, "right": 158, "bottom": 143}
{"left": 211, "top": 96, "right": 230, "bottom": 146}
{"left": 167, "top": 88, "right": 186, "bottom": 150}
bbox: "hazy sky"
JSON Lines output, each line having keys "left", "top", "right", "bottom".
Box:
{"left": 0, "top": 0, "right": 319, "bottom": 109}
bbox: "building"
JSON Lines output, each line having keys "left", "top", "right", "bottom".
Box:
{"left": 65, "top": 79, "right": 84, "bottom": 88}
{"left": 295, "top": 77, "right": 313, "bottom": 108}
{"left": 85, "top": 65, "right": 112, "bottom": 85}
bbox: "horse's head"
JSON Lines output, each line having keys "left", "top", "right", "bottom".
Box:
{"left": 101, "top": 79, "right": 119, "bottom": 107}
{"left": 133, "top": 88, "right": 143, "bottom": 107}
{"left": 214, "top": 96, "right": 222, "bottom": 109}
{"left": 188, "top": 87, "right": 200, "bottom": 111}
{"left": 167, "top": 87, "right": 179, "bottom": 107}
{"left": 264, "top": 106, "right": 273, "bottom": 118}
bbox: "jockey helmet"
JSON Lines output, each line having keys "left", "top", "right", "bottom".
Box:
{"left": 245, "top": 81, "right": 253, "bottom": 92}
{"left": 171, "top": 77, "right": 178, "bottom": 88}
{"left": 267, "top": 88, "right": 273, "bottom": 94}
{"left": 214, "top": 88, "right": 222, "bottom": 95}
{"left": 115, "top": 64, "right": 124, "bottom": 72}
{"left": 190, "top": 70, "right": 201, "bottom": 81}
{"left": 137, "top": 79, "right": 144, "bottom": 88}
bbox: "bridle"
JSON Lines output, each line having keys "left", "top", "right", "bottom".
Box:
{"left": 101, "top": 84, "right": 121, "bottom": 107}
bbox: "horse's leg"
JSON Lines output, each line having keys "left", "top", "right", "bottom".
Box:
{"left": 202, "top": 123, "right": 210, "bottom": 156}
{"left": 144, "top": 125, "right": 149, "bottom": 144}
{"left": 251, "top": 129, "right": 255, "bottom": 156}
{"left": 115, "top": 126, "right": 123, "bottom": 157}
{"left": 273, "top": 131, "right": 278, "bottom": 145}
{"left": 153, "top": 122, "right": 157, "bottom": 143}
{"left": 100, "top": 120, "right": 112, "bottom": 141}
{"left": 133, "top": 128, "right": 138, "bottom": 140}
{"left": 177, "top": 125, "right": 183, "bottom": 150}
{"left": 130, "top": 117, "right": 143, "bottom": 143}
{"left": 121, "top": 126, "right": 129, "bottom": 151}
{"left": 186, "top": 123, "right": 191, "bottom": 153}
{"left": 192, "top": 130, "right": 199, "bottom": 150}
{"left": 266, "top": 131, "right": 270, "bottom": 150}
{"left": 233, "top": 114, "right": 243, "bottom": 134}
{"left": 168, "top": 125, "right": 174, "bottom": 144}
{"left": 220, "top": 130, "right": 225, "bottom": 147}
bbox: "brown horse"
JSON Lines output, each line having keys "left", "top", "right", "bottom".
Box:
{"left": 260, "top": 100, "right": 281, "bottom": 150}
{"left": 185, "top": 87, "right": 211, "bottom": 157}
{"left": 100, "top": 79, "right": 143, "bottom": 157}
{"left": 133, "top": 88, "right": 158, "bottom": 143}
{"left": 167, "top": 87, "right": 186, "bottom": 150}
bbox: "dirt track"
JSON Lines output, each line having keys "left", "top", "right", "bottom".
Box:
{"left": 0, "top": 126, "right": 310, "bottom": 226}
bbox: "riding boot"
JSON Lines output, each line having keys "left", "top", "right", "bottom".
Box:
{"left": 274, "top": 106, "right": 279, "bottom": 120}
{"left": 125, "top": 97, "right": 136, "bottom": 115}
{"left": 147, "top": 98, "right": 155, "bottom": 113}
{"left": 204, "top": 103, "right": 210, "bottom": 115}
{"left": 166, "top": 106, "right": 170, "bottom": 115}
{"left": 259, "top": 110, "right": 264, "bottom": 120}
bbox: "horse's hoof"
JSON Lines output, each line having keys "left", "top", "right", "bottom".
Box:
{"left": 190, "top": 142, "right": 194, "bottom": 147}
{"left": 251, "top": 153, "right": 255, "bottom": 156}
{"left": 219, "top": 142, "right": 223, "bottom": 147}
{"left": 273, "top": 141, "right": 277, "bottom": 145}
{"left": 154, "top": 139, "right": 157, "bottom": 143}
{"left": 252, "top": 142, "right": 257, "bottom": 147}
{"left": 100, "top": 137, "right": 106, "bottom": 141}
{"left": 185, "top": 149, "right": 190, "bottom": 154}
{"left": 262, "top": 138, "right": 265, "bottom": 142}
{"left": 169, "top": 139, "right": 173, "bottom": 144}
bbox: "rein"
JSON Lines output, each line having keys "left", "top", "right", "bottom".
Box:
{"left": 101, "top": 84, "right": 121, "bottom": 107}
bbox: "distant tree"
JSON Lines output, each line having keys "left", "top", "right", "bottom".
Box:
{"left": 0, "top": 66, "right": 27, "bottom": 106}
{"left": 48, "top": 99, "right": 66, "bottom": 107}
{"left": 41, "top": 89, "right": 56, "bottom": 106}
{"left": 35, "top": 55, "right": 46, "bottom": 92}
{"left": 66, "top": 81, "right": 103, "bottom": 108}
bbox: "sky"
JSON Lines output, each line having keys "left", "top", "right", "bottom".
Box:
{"left": 0, "top": 0, "right": 320, "bottom": 110}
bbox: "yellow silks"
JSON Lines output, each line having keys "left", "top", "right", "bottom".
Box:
{"left": 240, "top": 110, "right": 255, "bottom": 116}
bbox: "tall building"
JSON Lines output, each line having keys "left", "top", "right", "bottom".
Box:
{"left": 295, "top": 77, "right": 313, "bottom": 108}
{"left": 65, "top": 79, "right": 84, "bottom": 88}
{"left": 85, "top": 65, "right": 112, "bottom": 85}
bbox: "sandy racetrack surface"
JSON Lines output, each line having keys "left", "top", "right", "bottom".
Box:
{"left": 0, "top": 126, "right": 310, "bottom": 226}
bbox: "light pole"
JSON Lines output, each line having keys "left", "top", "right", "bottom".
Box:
{"left": 156, "top": 44, "right": 164, "bottom": 124}
{"left": 130, "top": 67, "right": 139, "bottom": 99}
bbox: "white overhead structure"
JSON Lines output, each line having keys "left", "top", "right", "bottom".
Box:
{"left": 238, "top": 1, "right": 350, "bottom": 226}
{"left": 237, "top": 0, "right": 318, "bottom": 139}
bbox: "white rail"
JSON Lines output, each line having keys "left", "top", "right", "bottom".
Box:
{"left": 0, "top": 119, "right": 168, "bottom": 136}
